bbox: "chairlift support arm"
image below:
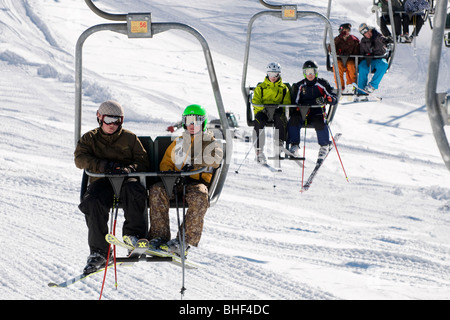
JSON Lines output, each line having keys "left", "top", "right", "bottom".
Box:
{"left": 425, "top": 0, "right": 450, "bottom": 171}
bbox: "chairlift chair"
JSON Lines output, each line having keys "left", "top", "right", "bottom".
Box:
{"left": 76, "top": 0, "right": 231, "bottom": 235}
{"left": 241, "top": 2, "right": 341, "bottom": 130}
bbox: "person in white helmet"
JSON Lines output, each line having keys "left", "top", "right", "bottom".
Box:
{"left": 74, "top": 100, "right": 149, "bottom": 275}
{"left": 251, "top": 62, "right": 291, "bottom": 164}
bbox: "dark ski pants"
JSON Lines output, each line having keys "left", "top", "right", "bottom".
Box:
{"left": 253, "top": 108, "right": 286, "bottom": 149}
{"left": 288, "top": 108, "right": 330, "bottom": 146}
{"left": 78, "top": 178, "right": 147, "bottom": 255}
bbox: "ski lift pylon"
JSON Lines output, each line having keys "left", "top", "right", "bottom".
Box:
{"left": 425, "top": 0, "right": 450, "bottom": 171}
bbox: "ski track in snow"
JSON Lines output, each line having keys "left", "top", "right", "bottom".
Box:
{"left": 0, "top": 0, "right": 449, "bottom": 300}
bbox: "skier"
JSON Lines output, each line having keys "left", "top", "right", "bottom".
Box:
{"left": 377, "top": 0, "right": 409, "bottom": 42}
{"left": 148, "top": 104, "right": 223, "bottom": 256}
{"left": 332, "top": 23, "right": 360, "bottom": 93}
{"left": 74, "top": 100, "right": 149, "bottom": 274}
{"left": 357, "top": 23, "right": 391, "bottom": 99}
{"left": 251, "top": 62, "right": 291, "bottom": 163}
{"left": 404, "top": 0, "right": 430, "bottom": 40}
{"left": 289, "top": 60, "right": 338, "bottom": 160}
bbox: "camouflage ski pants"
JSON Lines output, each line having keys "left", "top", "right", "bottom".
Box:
{"left": 148, "top": 181, "right": 209, "bottom": 247}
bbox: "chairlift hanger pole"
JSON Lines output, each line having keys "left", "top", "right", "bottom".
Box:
{"left": 425, "top": 0, "right": 450, "bottom": 171}
{"left": 386, "top": 0, "right": 397, "bottom": 69}
{"left": 83, "top": 0, "right": 126, "bottom": 21}
{"left": 76, "top": 0, "right": 230, "bottom": 147}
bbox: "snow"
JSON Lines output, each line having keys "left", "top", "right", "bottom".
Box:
{"left": 0, "top": 0, "right": 449, "bottom": 301}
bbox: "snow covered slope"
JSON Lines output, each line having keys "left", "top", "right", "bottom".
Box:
{"left": 0, "top": 0, "right": 449, "bottom": 300}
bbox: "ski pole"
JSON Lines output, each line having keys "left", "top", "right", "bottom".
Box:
{"left": 300, "top": 112, "right": 309, "bottom": 192}
{"left": 235, "top": 128, "right": 264, "bottom": 173}
{"left": 322, "top": 106, "right": 349, "bottom": 182}
{"left": 99, "top": 196, "right": 119, "bottom": 300}
{"left": 175, "top": 181, "right": 187, "bottom": 299}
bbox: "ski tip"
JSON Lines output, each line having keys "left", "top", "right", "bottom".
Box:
{"left": 48, "top": 282, "right": 60, "bottom": 288}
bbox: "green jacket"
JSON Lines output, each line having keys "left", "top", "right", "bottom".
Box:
{"left": 251, "top": 77, "right": 291, "bottom": 114}
{"left": 74, "top": 126, "right": 149, "bottom": 183}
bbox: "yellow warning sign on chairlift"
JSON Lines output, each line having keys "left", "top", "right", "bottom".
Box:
{"left": 131, "top": 21, "right": 148, "bottom": 33}
{"left": 282, "top": 5, "right": 297, "bottom": 20}
{"left": 127, "top": 13, "right": 152, "bottom": 38}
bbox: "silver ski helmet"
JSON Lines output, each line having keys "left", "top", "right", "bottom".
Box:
{"left": 266, "top": 62, "right": 281, "bottom": 73}
{"left": 97, "top": 100, "right": 124, "bottom": 125}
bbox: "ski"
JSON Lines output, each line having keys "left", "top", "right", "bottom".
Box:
{"left": 48, "top": 262, "right": 124, "bottom": 288}
{"left": 48, "top": 239, "right": 150, "bottom": 288}
{"left": 121, "top": 238, "right": 150, "bottom": 266}
{"left": 261, "top": 162, "right": 282, "bottom": 172}
{"left": 352, "top": 83, "right": 382, "bottom": 101}
{"left": 106, "top": 234, "right": 199, "bottom": 269}
{"left": 279, "top": 145, "right": 305, "bottom": 160}
{"left": 302, "top": 133, "right": 342, "bottom": 191}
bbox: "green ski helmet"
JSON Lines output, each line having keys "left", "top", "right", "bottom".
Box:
{"left": 182, "top": 104, "right": 208, "bottom": 131}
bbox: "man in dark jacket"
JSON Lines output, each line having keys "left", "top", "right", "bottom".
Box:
{"left": 74, "top": 100, "right": 149, "bottom": 274}
{"left": 357, "top": 23, "right": 390, "bottom": 98}
{"left": 289, "top": 60, "right": 337, "bottom": 160}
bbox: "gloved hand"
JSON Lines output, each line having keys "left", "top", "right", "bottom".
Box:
{"left": 118, "top": 165, "right": 136, "bottom": 174}
{"left": 315, "top": 97, "right": 325, "bottom": 105}
{"left": 104, "top": 161, "right": 136, "bottom": 174}
{"left": 182, "top": 164, "right": 194, "bottom": 172}
{"left": 383, "top": 36, "right": 394, "bottom": 44}
{"left": 103, "top": 161, "right": 121, "bottom": 173}
{"left": 325, "top": 95, "right": 335, "bottom": 104}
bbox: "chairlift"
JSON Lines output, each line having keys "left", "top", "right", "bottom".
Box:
{"left": 373, "top": 0, "right": 434, "bottom": 38}
{"left": 241, "top": 0, "right": 341, "bottom": 131}
{"left": 425, "top": 0, "right": 450, "bottom": 171}
{"left": 325, "top": 0, "right": 397, "bottom": 98}
{"left": 75, "top": 0, "right": 232, "bottom": 222}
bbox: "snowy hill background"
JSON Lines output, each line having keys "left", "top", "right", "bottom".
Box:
{"left": 0, "top": 0, "right": 449, "bottom": 300}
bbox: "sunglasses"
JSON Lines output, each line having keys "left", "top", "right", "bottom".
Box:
{"left": 102, "top": 115, "right": 123, "bottom": 125}
{"left": 267, "top": 72, "right": 280, "bottom": 78}
{"left": 183, "top": 114, "right": 205, "bottom": 127}
{"left": 303, "top": 68, "right": 316, "bottom": 76}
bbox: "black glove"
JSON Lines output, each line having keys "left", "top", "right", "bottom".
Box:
{"left": 383, "top": 36, "right": 394, "bottom": 44}
{"left": 182, "top": 164, "right": 194, "bottom": 172}
{"left": 315, "top": 97, "right": 325, "bottom": 105}
{"left": 104, "top": 161, "right": 121, "bottom": 174}
{"left": 104, "top": 162, "right": 136, "bottom": 174}
{"left": 118, "top": 165, "right": 136, "bottom": 174}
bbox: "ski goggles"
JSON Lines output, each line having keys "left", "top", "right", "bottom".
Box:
{"left": 303, "top": 68, "right": 317, "bottom": 76}
{"left": 102, "top": 115, "right": 123, "bottom": 125}
{"left": 267, "top": 71, "right": 280, "bottom": 78}
{"left": 182, "top": 114, "right": 205, "bottom": 127}
{"left": 360, "top": 26, "right": 369, "bottom": 35}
